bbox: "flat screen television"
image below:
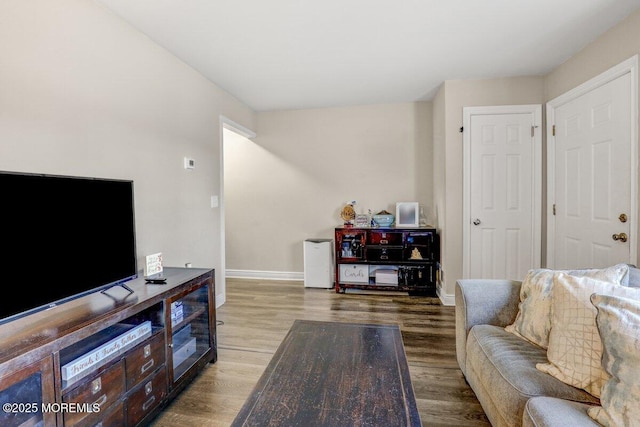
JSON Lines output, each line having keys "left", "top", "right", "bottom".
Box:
{"left": 0, "top": 171, "right": 137, "bottom": 325}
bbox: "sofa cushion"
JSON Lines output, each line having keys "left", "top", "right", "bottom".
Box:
{"left": 505, "top": 264, "right": 629, "bottom": 349}
{"left": 627, "top": 265, "right": 640, "bottom": 287}
{"left": 466, "top": 324, "right": 598, "bottom": 427}
{"left": 536, "top": 273, "right": 640, "bottom": 397}
{"left": 587, "top": 294, "right": 640, "bottom": 426}
{"left": 522, "top": 397, "right": 600, "bottom": 427}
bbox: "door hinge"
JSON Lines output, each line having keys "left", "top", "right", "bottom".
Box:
{"left": 553, "top": 204, "right": 556, "bottom": 215}
{"left": 552, "top": 125, "right": 556, "bottom": 136}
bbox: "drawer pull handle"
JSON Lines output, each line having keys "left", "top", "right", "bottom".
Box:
{"left": 92, "top": 394, "right": 107, "bottom": 408}
{"left": 142, "top": 396, "right": 156, "bottom": 412}
{"left": 381, "top": 255, "right": 388, "bottom": 260}
{"left": 141, "top": 358, "right": 155, "bottom": 374}
{"left": 380, "top": 239, "right": 388, "bottom": 244}
{"left": 91, "top": 378, "right": 102, "bottom": 394}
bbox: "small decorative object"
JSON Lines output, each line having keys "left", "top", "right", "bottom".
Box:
{"left": 410, "top": 248, "right": 423, "bottom": 260}
{"left": 355, "top": 214, "right": 370, "bottom": 227}
{"left": 372, "top": 210, "right": 395, "bottom": 227}
{"left": 396, "top": 202, "right": 419, "bottom": 227}
{"left": 340, "top": 203, "right": 356, "bottom": 226}
{"left": 419, "top": 206, "right": 428, "bottom": 227}
{"left": 144, "top": 252, "right": 163, "bottom": 277}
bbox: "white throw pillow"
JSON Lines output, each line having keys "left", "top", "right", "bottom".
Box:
{"left": 588, "top": 294, "right": 640, "bottom": 426}
{"left": 505, "top": 264, "right": 629, "bottom": 349}
{"left": 536, "top": 273, "right": 640, "bottom": 397}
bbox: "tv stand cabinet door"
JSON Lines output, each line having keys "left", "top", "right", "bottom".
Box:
{"left": 0, "top": 356, "right": 56, "bottom": 427}
{"left": 165, "top": 276, "right": 216, "bottom": 393}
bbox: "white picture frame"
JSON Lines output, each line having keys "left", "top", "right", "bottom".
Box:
{"left": 395, "top": 202, "right": 419, "bottom": 227}
{"left": 354, "top": 214, "right": 370, "bottom": 228}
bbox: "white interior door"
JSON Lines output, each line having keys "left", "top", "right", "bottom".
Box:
{"left": 548, "top": 58, "right": 637, "bottom": 269}
{"left": 463, "top": 105, "right": 542, "bottom": 280}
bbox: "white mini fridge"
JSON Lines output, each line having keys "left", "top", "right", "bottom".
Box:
{"left": 303, "top": 238, "right": 334, "bottom": 288}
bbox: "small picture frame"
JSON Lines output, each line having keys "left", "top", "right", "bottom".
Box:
{"left": 395, "top": 202, "right": 419, "bottom": 227}
{"left": 144, "top": 252, "right": 163, "bottom": 277}
{"left": 354, "top": 214, "right": 370, "bottom": 228}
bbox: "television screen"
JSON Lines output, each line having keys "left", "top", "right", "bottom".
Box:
{"left": 0, "top": 171, "right": 137, "bottom": 324}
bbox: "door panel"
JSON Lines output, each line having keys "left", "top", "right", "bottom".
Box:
{"left": 464, "top": 105, "right": 542, "bottom": 280}
{"left": 552, "top": 72, "right": 632, "bottom": 269}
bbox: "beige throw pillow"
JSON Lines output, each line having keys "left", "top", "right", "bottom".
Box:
{"left": 505, "top": 264, "right": 629, "bottom": 349}
{"left": 536, "top": 273, "right": 640, "bottom": 397}
{"left": 588, "top": 294, "right": 640, "bottom": 426}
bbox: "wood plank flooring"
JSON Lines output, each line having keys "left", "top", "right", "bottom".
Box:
{"left": 150, "top": 279, "right": 490, "bottom": 427}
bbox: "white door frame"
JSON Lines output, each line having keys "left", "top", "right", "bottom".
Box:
{"left": 462, "top": 104, "right": 543, "bottom": 279}
{"left": 546, "top": 55, "right": 638, "bottom": 268}
{"left": 218, "top": 115, "right": 256, "bottom": 308}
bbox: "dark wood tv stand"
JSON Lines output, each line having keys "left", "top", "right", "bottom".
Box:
{"left": 0, "top": 267, "right": 216, "bottom": 427}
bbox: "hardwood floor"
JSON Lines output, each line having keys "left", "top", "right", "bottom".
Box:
{"left": 150, "top": 279, "right": 490, "bottom": 427}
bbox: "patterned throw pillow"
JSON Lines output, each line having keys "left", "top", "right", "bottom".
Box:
{"left": 536, "top": 273, "right": 640, "bottom": 397}
{"left": 588, "top": 294, "right": 640, "bottom": 426}
{"left": 505, "top": 264, "right": 629, "bottom": 349}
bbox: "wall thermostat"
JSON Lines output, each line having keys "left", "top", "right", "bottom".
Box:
{"left": 184, "top": 157, "right": 195, "bottom": 169}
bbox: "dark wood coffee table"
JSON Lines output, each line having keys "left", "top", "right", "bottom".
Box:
{"left": 231, "top": 319, "right": 421, "bottom": 426}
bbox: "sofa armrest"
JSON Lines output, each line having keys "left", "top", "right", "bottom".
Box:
{"left": 455, "top": 279, "right": 522, "bottom": 376}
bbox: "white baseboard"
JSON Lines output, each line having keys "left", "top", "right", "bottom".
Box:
{"left": 437, "top": 285, "right": 455, "bottom": 306}
{"left": 225, "top": 269, "right": 303, "bottom": 281}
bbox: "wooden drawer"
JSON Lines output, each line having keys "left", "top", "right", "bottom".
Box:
{"left": 82, "top": 401, "right": 124, "bottom": 427}
{"left": 366, "top": 246, "right": 403, "bottom": 261}
{"left": 126, "top": 366, "right": 167, "bottom": 426}
{"left": 62, "top": 360, "right": 125, "bottom": 427}
{"left": 369, "top": 231, "right": 403, "bottom": 245}
{"left": 125, "top": 331, "right": 166, "bottom": 391}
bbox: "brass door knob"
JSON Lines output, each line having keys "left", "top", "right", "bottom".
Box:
{"left": 612, "top": 233, "right": 628, "bottom": 243}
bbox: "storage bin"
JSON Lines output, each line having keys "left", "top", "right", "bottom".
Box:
{"left": 339, "top": 264, "right": 369, "bottom": 283}
{"left": 375, "top": 269, "right": 399, "bottom": 285}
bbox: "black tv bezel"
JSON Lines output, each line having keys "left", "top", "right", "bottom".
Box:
{"left": 0, "top": 170, "right": 138, "bottom": 326}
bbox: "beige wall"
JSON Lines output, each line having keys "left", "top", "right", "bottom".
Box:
{"left": 224, "top": 102, "right": 432, "bottom": 275}
{"left": 434, "top": 77, "right": 545, "bottom": 300}
{"left": 0, "top": 0, "right": 255, "bottom": 305}
{"left": 432, "top": 85, "right": 446, "bottom": 293}
{"left": 545, "top": 9, "right": 640, "bottom": 101}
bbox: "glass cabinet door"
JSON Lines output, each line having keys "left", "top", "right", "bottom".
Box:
{"left": 166, "top": 282, "right": 213, "bottom": 384}
{"left": 0, "top": 356, "right": 56, "bottom": 427}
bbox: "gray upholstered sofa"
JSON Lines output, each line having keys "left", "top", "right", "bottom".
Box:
{"left": 455, "top": 267, "right": 640, "bottom": 427}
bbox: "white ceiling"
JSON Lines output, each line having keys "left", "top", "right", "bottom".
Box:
{"left": 96, "top": 0, "right": 640, "bottom": 112}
